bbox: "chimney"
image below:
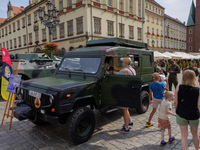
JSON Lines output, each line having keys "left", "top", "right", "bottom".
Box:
{"left": 20, "top": 6, "right": 24, "bottom": 8}
{"left": 29, "top": 0, "right": 31, "bottom": 5}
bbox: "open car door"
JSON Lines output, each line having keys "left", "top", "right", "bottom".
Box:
{"left": 101, "top": 75, "right": 142, "bottom": 108}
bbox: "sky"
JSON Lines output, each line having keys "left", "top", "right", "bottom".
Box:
{"left": 0, "top": 0, "right": 196, "bottom": 23}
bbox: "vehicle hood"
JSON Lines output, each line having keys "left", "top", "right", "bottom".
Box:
{"left": 21, "top": 77, "right": 96, "bottom": 93}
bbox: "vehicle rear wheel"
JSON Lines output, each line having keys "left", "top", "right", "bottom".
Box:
{"left": 66, "top": 107, "right": 95, "bottom": 144}
{"left": 136, "top": 91, "right": 149, "bottom": 114}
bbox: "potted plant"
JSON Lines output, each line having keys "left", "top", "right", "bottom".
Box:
{"left": 29, "top": 42, "right": 32, "bottom": 45}
{"left": 42, "top": 39, "right": 46, "bottom": 42}
{"left": 44, "top": 42, "right": 59, "bottom": 58}
{"left": 35, "top": 41, "right": 39, "bottom": 44}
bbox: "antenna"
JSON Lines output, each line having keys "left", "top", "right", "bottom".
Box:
{"left": 121, "top": 0, "right": 122, "bottom": 39}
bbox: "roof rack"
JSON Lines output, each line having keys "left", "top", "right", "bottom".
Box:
{"left": 86, "top": 38, "right": 148, "bottom": 49}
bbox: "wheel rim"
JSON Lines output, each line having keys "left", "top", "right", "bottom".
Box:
{"left": 76, "top": 115, "right": 92, "bottom": 137}
{"left": 141, "top": 95, "right": 149, "bottom": 110}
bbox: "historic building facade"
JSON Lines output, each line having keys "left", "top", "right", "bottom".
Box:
{"left": 145, "top": 0, "right": 186, "bottom": 52}
{"left": 0, "top": 0, "right": 146, "bottom": 53}
{"left": 186, "top": 0, "right": 200, "bottom": 53}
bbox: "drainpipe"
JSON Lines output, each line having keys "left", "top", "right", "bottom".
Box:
{"left": 142, "top": 0, "right": 145, "bottom": 42}
{"left": 90, "top": 0, "right": 93, "bottom": 40}
{"left": 25, "top": 12, "right": 29, "bottom": 53}
{"left": 116, "top": 0, "right": 118, "bottom": 38}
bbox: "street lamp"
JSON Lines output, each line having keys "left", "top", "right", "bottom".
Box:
{"left": 38, "top": 1, "right": 60, "bottom": 58}
{"left": 152, "top": 40, "right": 155, "bottom": 51}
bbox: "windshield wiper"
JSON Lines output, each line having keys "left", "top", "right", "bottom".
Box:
{"left": 62, "top": 67, "right": 71, "bottom": 77}
{"left": 73, "top": 69, "right": 85, "bottom": 79}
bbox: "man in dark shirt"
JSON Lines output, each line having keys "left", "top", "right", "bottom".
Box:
{"left": 183, "top": 60, "right": 199, "bottom": 76}
{"left": 168, "top": 60, "right": 180, "bottom": 91}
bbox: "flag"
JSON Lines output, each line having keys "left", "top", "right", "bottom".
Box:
{"left": 1, "top": 48, "right": 12, "bottom": 100}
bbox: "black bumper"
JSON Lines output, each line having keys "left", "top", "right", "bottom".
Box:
{"left": 38, "top": 113, "right": 59, "bottom": 125}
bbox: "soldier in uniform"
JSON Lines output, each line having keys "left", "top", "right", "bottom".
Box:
{"left": 154, "top": 61, "right": 161, "bottom": 73}
{"left": 183, "top": 60, "right": 199, "bottom": 76}
{"left": 168, "top": 60, "right": 180, "bottom": 91}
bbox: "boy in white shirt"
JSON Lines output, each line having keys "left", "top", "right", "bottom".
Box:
{"left": 158, "top": 91, "right": 176, "bottom": 145}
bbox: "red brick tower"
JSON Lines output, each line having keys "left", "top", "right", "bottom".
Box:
{"left": 195, "top": 0, "right": 200, "bottom": 52}
{"left": 186, "top": 0, "right": 196, "bottom": 53}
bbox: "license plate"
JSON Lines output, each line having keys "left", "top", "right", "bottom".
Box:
{"left": 29, "top": 90, "right": 42, "bottom": 99}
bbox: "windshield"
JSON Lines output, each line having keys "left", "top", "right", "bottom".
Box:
{"left": 59, "top": 57, "right": 101, "bottom": 74}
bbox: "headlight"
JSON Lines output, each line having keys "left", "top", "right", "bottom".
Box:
{"left": 49, "top": 97, "right": 53, "bottom": 104}
{"left": 20, "top": 89, "right": 23, "bottom": 94}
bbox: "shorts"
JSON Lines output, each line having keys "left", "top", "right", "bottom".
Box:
{"left": 176, "top": 114, "right": 199, "bottom": 127}
{"left": 158, "top": 118, "right": 171, "bottom": 129}
{"left": 152, "top": 97, "right": 162, "bottom": 108}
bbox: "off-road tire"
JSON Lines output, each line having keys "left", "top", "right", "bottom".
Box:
{"left": 136, "top": 91, "right": 149, "bottom": 114}
{"left": 66, "top": 107, "right": 95, "bottom": 144}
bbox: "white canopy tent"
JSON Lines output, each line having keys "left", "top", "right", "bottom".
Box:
{"left": 173, "top": 52, "right": 195, "bottom": 60}
{"left": 163, "top": 52, "right": 182, "bottom": 59}
{"left": 154, "top": 51, "right": 171, "bottom": 60}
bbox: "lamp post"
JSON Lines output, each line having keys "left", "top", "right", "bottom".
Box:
{"left": 152, "top": 40, "right": 155, "bottom": 51}
{"left": 38, "top": 1, "right": 60, "bottom": 58}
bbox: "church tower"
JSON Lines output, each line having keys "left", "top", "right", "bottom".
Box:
{"left": 7, "top": 1, "right": 14, "bottom": 19}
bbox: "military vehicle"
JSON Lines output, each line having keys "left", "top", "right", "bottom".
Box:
{"left": 0, "top": 53, "right": 60, "bottom": 88}
{"left": 14, "top": 38, "right": 154, "bottom": 144}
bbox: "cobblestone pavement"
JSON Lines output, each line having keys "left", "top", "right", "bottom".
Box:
{"left": 0, "top": 71, "right": 200, "bottom": 150}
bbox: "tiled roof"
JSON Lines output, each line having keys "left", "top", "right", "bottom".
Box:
{"left": 12, "top": 6, "right": 24, "bottom": 15}
{"left": 186, "top": 0, "right": 195, "bottom": 26}
{"left": 148, "top": 0, "right": 164, "bottom": 9}
{"left": 0, "top": 18, "right": 6, "bottom": 24}
{"left": 164, "top": 14, "right": 185, "bottom": 26}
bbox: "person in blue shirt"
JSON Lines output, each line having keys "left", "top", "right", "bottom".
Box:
{"left": 146, "top": 72, "right": 166, "bottom": 127}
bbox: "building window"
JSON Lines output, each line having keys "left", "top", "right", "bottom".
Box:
{"left": 10, "top": 40, "right": 12, "bottom": 49}
{"left": 34, "top": 11, "right": 37, "bottom": 22}
{"left": 2, "top": 29, "right": 4, "bottom": 36}
{"left": 189, "top": 37, "right": 192, "bottom": 42}
{"left": 5, "top": 27, "right": 7, "bottom": 35}
{"left": 161, "top": 30, "right": 162, "bottom": 35}
{"left": 3, "top": 42, "right": 5, "bottom": 48}
{"left": 94, "top": 17, "right": 101, "bottom": 34}
{"left": 59, "top": 23, "right": 65, "bottom": 38}
{"left": 13, "top": 23, "right": 15, "bottom": 31}
{"left": 130, "top": 0, "right": 133, "bottom": 14}
{"left": 107, "top": 20, "right": 114, "bottom": 36}
{"left": 157, "top": 41, "right": 158, "bottom": 47}
{"left": 161, "top": 41, "right": 163, "bottom": 47}
{"left": 147, "top": 39, "right": 149, "bottom": 45}
{"left": 155, "top": 8, "right": 157, "bottom": 13}
{"left": 59, "top": 0, "right": 63, "bottom": 10}
{"left": 146, "top": 3, "right": 148, "bottom": 9}
{"left": 158, "top": 9, "right": 160, "bottom": 14}
{"left": 152, "top": 28, "right": 154, "bottom": 34}
{"left": 28, "top": 14, "right": 31, "bottom": 25}
{"left": 29, "top": 33, "right": 32, "bottom": 42}
{"left": 52, "top": 0, "right": 55, "bottom": 5}
{"left": 76, "top": 17, "right": 83, "bottom": 34}
{"left": 156, "top": 29, "right": 158, "bottom": 34}
{"left": 35, "top": 31, "right": 39, "bottom": 41}
{"left": 189, "top": 29, "right": 192, "bottom": 34}
{"left": 42, "top": 28, "right": 46, "bottom": 40}
{"left": 152, "top": 6, "right": 154, "bottom": 11}
{"left": 14, "top": 38, "right": 16, "bottom": 47}
{"left": 22, "top": 18, "right": 25, "bottom": 27}
{"left": 147, "top": 26, "right": 149, "bottom": 32}
{"left": 137, "top": 27, "right": 142, "bottom": 40}
{"left": 67, "top": 20, "right": 73, "bottom": 36}
{"left": 156, "top": 18, "right": 159, "bottom": 24}
{"left": 147, "top": 15, "right": 149, "bottom": 21}
{"left": 23, "top": 35, "right": 26, "bottom": 45}
{"left": 152, "top": 17, "right": 154, "bottom": 23}
{"left": 189, "top": 46, "right": 192, "bottom": 51}
{"left": 161, "top": 20, "right": 163, "bottom": 26}
{"left": 119, "top": 23, "right": 124, "bottom": 38}
{"left": 18, "top": 36, "right": 21, "bottom": 46}
{"left": 6, "top": 41, "right": 9, "bottom": 49}
{"left": 9, "top": 25, "right": 11, "bottom": 33}
{"left": 108, "top": 0, "right": 112, "bottom": 6}
{"left": 52, "top": 27, "right": 57, "bottom": 39}
{"left": 149, "top": 5, "right": 151, "bottom": 10}
{"left": 129, "top": 25, "right": 134, "bottom": 39}
{"left": 138, "top": 0, "right": 141, "bottom": 17}
{"left": 119, "top": 0, "right": 124, "bottom": 11}
{"left": 17, "top": 20, "right": 20, "bottom": 29}
{"left": 67, "top": 0, "right": 72, "bottom": 6}
{"left": 77, "top": 0, "right": 82, "bottom": 2}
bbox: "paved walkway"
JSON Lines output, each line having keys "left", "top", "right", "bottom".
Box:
{"left": 0, "top": 71, "right": 200, "bottom": 150}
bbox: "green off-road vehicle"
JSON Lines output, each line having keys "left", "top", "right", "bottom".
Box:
{"left": 14, "top": 38, "right": 154, "bottom": 144}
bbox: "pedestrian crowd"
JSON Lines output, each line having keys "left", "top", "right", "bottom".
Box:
{"left": 110, "top": 57, "right": 200, "bottom": 150}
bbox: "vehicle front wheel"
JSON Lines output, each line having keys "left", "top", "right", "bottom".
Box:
{"left": 136, "top": 91, "right": 149, "bottom": 114}
{"left": 66, "top": 107, "right": 95, "bottom": 144}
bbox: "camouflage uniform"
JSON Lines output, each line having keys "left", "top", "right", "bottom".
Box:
{"left": 183, "top": 66, "right": 199, "bottom": 76}
{"left": 168, "top": 64, "right": 180, "bottom": 91}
